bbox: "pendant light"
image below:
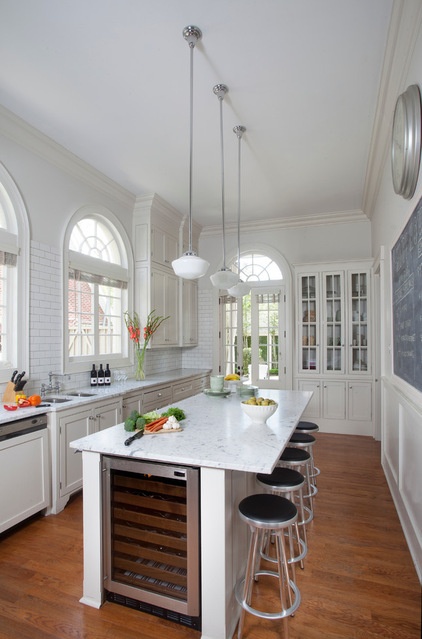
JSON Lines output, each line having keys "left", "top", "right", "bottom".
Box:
{"left": 228, "top": 125, "right": 251, "bottom": 297}
{"left": 172, "top": 25, "right": 210, "bottom": 280}
{"left": 210, "top": 84, "right": 239, "bottom": 290}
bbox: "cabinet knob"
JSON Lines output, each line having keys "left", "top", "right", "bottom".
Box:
{"left": 95, "top": 414, "right": 101, "bottom": 419}
{"left": 157, "top": 392, "right": 162, "bottom": 397}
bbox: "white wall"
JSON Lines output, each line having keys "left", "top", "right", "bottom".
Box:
{"left": 370, "top": 13, "right": 422, "bottom": 582}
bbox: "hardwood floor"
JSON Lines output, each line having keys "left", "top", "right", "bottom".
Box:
{"left": 0, "top": 433, "right": 420, "bottom": 639}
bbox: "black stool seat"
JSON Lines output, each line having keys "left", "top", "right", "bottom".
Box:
{"left": 257, "top": 467, "right": 304, "bottom": 489}
{"left": 295, "top": 420, "right": 319, "bottom": 432}
{"left": 289, "top": 432, "right": 316, "bottom": 445}
{"left": 239, "top": 493, "right": 297, "bottom": 528}
{"left": 280, "top": 447, "right": 311, "bottom": 463}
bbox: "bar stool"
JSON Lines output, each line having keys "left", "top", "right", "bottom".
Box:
{"left": 235, "top": 493, "right": 301, "bottom": 639}
{"left": 288, "top": 432, "right": 319, "bottom": 495}
{"left": 277, "top": 447, "right": 315, "bottom": 512}
{"left": 294, "top": 421, "right": 321, "bottom": 482}
{"left": 256, "top": 467, "right": 312, "bottom": 566}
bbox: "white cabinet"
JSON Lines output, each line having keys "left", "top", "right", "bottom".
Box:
{"left": 151, "top": 226, "right": 179, "bottom": 268}
{"left": 348, "top": 381, "right": 372, "bottom": 421}
{"left": 151, "top": 268, "right": 179, "bottom": 346}
{"left": 322, "top": 380, "right": 346, "bottom": 420}
{"left": 142, "top": 384, "right": 172, "bottom": 413}
{"left": 122, "top": 391, "right": 143, "bottom": 420}
{"left": 182, "top": 279, "right": 198, "bottom": 346}
{"left": 295, "top": 260, "right": 373, "bottom": 435}
{"left": 0, "top": 428, "right": 50, "bottom": 534}
{"left": 50, "top": 397, "right": 122, "bottom": 514}
{"left": 133, "top": 195, "right": 183, "bottom": 351}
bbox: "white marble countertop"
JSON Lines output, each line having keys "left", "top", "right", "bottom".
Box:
{"left": 0, "top": 368, "right": 210, "bottom": 425}
{"left": 70, "top": 389, "right": 312, "bottom": 474}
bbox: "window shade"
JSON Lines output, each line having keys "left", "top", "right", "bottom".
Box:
{"left": 69, "top": 267, "right": 128, "bottom": 289}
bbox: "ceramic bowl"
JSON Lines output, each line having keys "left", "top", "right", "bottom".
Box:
{"left": 240, "top": 401, "right": 278, "bottom": 423}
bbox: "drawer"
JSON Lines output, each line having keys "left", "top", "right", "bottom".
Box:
{"left": 142, "top": 385, "right": 172, "bottom": 413}
{"left": 193, "top": 375, "right": 209, "bottom": 393}
{"left": 173, "top": 379, "right": 194, "bottom": 401}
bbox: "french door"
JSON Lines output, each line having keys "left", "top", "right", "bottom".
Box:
{"left": 220, "top": 284, "right": 287, "bottom": 389}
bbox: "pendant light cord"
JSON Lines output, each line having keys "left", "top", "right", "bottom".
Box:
{"left": 219, "top": 93, "right": 227, "bottom": 269}
{"left": 187, "top": 41, "right": 194, "bottom": 254}
{"left": 237, "top": 129, "right": 241, "bottom": 273}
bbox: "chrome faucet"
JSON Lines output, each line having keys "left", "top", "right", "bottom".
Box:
{"left": 42, "top": 371, "right": 61, "bottom": 394}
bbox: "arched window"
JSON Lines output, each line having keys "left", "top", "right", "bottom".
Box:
{"left": 64, "top": 208, "right": 132, "bottom": 372}
{"left": 0, "top": 164, "right": 29, "bottom": 382}
{"left": 235, "top": 252, "right": 283, "bottom": 281}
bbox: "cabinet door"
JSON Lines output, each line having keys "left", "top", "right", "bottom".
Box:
{"left": 298, "top": 379, "right": 321, "bottom": 418}
{"left": 122, "top": 393, "right": 143, "bottom": 420}
{"left": 93, "top": 399, "right": 122, "bottom": 432}
{"left": 151, "top": 269, "right": 179, "bottom": 346}
{"left": 323, "top": 272, "right": 345, "bottom": 374}
{"left": 348, "top": 271, "right": 370, "bottom": 374}
{"left": 322, "top": 381, "right": 346, "bottom": 419}
{"left": 59, "top": 407, "right": 92, "bottom": 497}
{"left": 298, "top": 275, "right": 320, "bottom": 373}
{"left": 348, "top": 382, "right": 372, "bottom": 421}
{"left": 151, "top": 227, "right": 179, "bottom": 268}
{"left": 182, "top": 280, "right": 198, "bottom": 345}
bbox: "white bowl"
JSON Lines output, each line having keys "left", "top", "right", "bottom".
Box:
{"left": 240, "top": 401, "right": 278, "bottom": 424}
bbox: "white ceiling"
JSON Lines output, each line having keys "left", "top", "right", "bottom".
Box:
{"left": 0, "top": 0, "right": 394, "bottom": 228}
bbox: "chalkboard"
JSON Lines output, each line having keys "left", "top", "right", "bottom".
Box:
{"left": 392, "top": 196, "right": 422, "bottom": 392}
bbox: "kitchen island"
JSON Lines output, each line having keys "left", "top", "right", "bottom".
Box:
{"left": 70, "top": 388, "right": 312, "bottom": 639}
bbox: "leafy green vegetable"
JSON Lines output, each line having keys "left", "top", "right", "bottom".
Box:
{"left": 141, "top": 410, "right": 161, "bottom": 423}
{"left": 161, "top": 407, "right": 186, "bottom": 421}
{"left": 124, "top": 417, "right": 136, "bottom": 432}
{"left": 130, "top": 410, "right": 140, "bottom": 421}
{"left": 136, "top": 416, "right": 146, "bottom": 430}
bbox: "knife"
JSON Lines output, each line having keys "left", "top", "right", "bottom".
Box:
{"left": 14, "top": 371, "right": 25, "bottom": 390}
{"left": 15, "top": 379, "right": 27, "bottom": 392}
{"left": 11, "top": 370, "right": 18, "bottom": 382}
{"left": 124, "top": 430, "right": 144, "bottom": 446}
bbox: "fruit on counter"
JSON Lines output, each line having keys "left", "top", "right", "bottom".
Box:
{"left": 15, "top": 393, "right": 27, "bottom": 402}
{"left": 4, "top": 404, "right": 18, "bottom": 411}
{"left": 225, "top": 373, "right": 240, "bottom": 381}
{"left": 242, "top": 397, "right": 277, "bottom": 406}
{"left": 28, "top": 394, "right": 42, "bottom": 406}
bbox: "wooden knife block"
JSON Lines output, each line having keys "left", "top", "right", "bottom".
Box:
{"left": 2, "top": 381, "right": 17, "bottom": 404}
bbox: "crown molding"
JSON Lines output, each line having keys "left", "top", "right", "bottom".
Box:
{"left": 200, "top": 209, "right": 368, "bottom": 237}
{"left": 363, "top": 0, "right": 422, "bottom": 218}
{"left": 0, "top": 104, "right": 136, "bottom": 208}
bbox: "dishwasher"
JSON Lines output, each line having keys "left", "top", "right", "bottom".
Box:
{"left": 0, "top": 413, "right": 50, "bottom": 534}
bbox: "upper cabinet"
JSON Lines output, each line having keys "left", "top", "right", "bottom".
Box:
{"left": 133, "top": 195, "right": 182, "bottom": 348}
{"left": 296, "top": 262, "right": 372, "bottom": 377}
{"left": 133, "top": 194, "right": 201, "bottom": 348}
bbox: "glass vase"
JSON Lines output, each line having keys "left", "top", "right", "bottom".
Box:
{"left": 135, "top": 347, "right": 146, "bottom": 380}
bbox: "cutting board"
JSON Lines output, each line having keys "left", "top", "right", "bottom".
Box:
{"left": 144, "top": 427, "right": 182, "bottom": 434}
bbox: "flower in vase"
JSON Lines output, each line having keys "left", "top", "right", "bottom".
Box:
{"left": 124, "top": 310, "right": 169, "bottom": 380}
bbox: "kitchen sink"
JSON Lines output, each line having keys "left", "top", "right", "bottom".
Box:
{"left": 43, "top": 397, "right": 72, "bottom": 403}
{"left": 66, "top": 392, "right": 96, "bottom": 397}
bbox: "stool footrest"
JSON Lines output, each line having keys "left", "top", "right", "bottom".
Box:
{"left": 235, "top": 573, "right": 301, "bottom": 620}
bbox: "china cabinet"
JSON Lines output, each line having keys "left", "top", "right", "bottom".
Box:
{"left": 295, "top": 260, "right": 373, "bottom": 435}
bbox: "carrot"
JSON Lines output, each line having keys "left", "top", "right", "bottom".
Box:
{"left": 145, "top": 417, "right": 168, "bottom": 432}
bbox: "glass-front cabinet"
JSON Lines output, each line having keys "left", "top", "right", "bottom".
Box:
{"left": 349, "top": 272, "right": 369, "bottom": 374}
{"left": 299, "top": 275, "right": 319, "bottom": 373}
{"left": 323, "top": 273, "right": 344, "bottom": 373}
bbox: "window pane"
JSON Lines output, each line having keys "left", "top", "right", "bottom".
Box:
{"left": 98, "top": 285, "right": 122, "bottom": 355}
{"left": 68, "top": 278, "right": 95, "bottom": 357}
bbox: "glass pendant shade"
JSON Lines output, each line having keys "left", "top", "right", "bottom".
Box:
{"left": 228, "top": 280, "right": 251, "bottom": 297}
{"left": 210, "top": 268, "right": 239, "bottom": 289}
{"left": 172, "top": 253, "right": 209, "bottom": 279}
